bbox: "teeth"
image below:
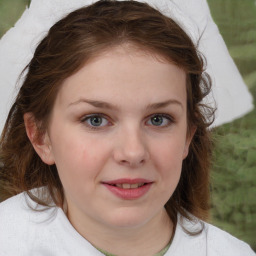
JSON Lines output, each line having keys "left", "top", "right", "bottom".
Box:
{"left": 130, "top": 184, "right": 139, "bottom": 189}
{"left": 122, "top": 183, "right": 131, "bottom": 189}
{"left": 115, "top": 183, "right": 145, "bottom": 189}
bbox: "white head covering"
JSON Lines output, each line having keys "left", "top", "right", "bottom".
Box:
{"left": 0, "top": 0, "right": 253, "bottom": 133}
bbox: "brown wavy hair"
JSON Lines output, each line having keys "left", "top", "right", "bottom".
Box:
{"left": 0, "top": 0, "right": 214, "bottom": 230}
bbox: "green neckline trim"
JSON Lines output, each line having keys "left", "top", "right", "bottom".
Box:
{"left": 96, "top": 241, "right": 171, "bottom": 256}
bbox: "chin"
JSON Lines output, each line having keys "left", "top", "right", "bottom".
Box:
{"left": 103, "top": 207, "right": 155, "bottom": 229}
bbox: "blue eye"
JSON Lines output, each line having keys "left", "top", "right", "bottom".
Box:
{"left": 147, "top": 114, "right": 172, "bottom": 127}
{"left": 82, "top": 115, "right": 109, "bottom": 128}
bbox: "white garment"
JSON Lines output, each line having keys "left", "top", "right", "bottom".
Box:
{"left": 0, "top": 192, "right": 254, "bottom": 256}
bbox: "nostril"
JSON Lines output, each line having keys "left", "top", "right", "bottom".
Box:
{"left": 121, "top": 158, "right": 146, "bottom": 168}
{"left": 113, "top": 141, "right": 149, "bottom": 167}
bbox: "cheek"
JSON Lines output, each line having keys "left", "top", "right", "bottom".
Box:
{"left": 152, "top": 136, "right": 186, "bottom": 167}
{"left": 150, "top": 135, "right": 186, "bottom": 186}
{"left": 51, "top": 133, "right": 111, "bottom": 184}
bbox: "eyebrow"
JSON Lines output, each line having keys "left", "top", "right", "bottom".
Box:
{"left": 68, "top": 98, "right": 183, "bottom": 110}
{"left": 146, "top": 99, "right": 183, "bottom": 110}
{"left": 68, "top": 98, "right": 118, "bottom": 110}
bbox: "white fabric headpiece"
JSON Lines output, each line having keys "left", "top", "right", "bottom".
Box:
{"left": 0, "top": 0, "right": 253, "bottom": 133}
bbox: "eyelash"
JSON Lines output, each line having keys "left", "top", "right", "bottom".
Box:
{"left": 145, "top": 114, "right": 174, "bottom": 127}
{"left": 80, "top": 114, "right": 111, "bottom": 130}
{"left": 80, "top": 113, "right": 174, "bottom": 130}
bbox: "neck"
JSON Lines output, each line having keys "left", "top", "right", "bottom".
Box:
{"left": 68, "top": 208, "right": 173, "bottom": 256}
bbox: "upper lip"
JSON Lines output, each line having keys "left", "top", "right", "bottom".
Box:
{"left": 102, "top": 178, "right": 153, "bottom": 185}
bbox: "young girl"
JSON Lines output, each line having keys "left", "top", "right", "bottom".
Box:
{"left": 0, "top": 1, "right": 254, "bottom": 255}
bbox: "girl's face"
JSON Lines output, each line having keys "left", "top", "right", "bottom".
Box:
{"left": 37, "top": 46, "right": 193, "bottom": 231}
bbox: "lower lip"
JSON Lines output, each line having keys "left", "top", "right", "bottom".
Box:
{"left": 103, "top": 183, "right": 152, "bottom": 200}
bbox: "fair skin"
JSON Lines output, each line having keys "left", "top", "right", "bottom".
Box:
{"left": 25, "top": 45, "right": 194, "bottom": 256}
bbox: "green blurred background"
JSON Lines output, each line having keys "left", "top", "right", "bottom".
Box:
{"left": 0, "top": 0, "right": 255, "bottom": 250}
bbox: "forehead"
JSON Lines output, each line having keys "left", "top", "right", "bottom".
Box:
{"left": 55, "top": 46, "right": 187, "bottom": 110}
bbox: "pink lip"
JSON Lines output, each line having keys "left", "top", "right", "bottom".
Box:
{"left": 102, "top": 178, "right": 153, "bottom": 200}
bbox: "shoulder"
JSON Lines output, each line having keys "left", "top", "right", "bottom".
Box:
{"left": 0, "top": 193, "right": 31, "bottom": 255}
{"left": 0, "top": 192, "right": 31, "bottom": 228}
{"left": 0, "top": 192, "right": 55, "bottom": 255}
{"left": 0, "top": 191, "right": 47, "bottom": 225}
{"left": 0, "top": 192, "right": 104, "bottom": 256}
{"left": 204, "top": 222, "right": 255, "bottom": 256}
{"left": 166, "top": 215, "right": 255, "bottom": 256}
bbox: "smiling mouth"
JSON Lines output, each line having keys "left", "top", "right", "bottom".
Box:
{"left": 102, "top": 178, "right": 154, "bottom": 200}
{"left": 102, "top": 179, "right": 153, "bottom": 199}
{"left": 108, "top": 183, "right": 145, "bottom": 189}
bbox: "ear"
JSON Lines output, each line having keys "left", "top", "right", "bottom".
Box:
{"left": 183, "top": 125, "right": 197, "bottom": 159}
{"left": 24, "top": 113, "right": 55, "bottom": 165}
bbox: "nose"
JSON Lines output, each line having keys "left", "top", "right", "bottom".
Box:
{"left": 113, "top": 127, "right": 149, "bottom": 168}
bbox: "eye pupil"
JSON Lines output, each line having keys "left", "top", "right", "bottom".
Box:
{"left": 90, "top": 116, "right": 102, "bottom": 126}
{"left": 151, "top": 115, "right": 163, "bottom": 126}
